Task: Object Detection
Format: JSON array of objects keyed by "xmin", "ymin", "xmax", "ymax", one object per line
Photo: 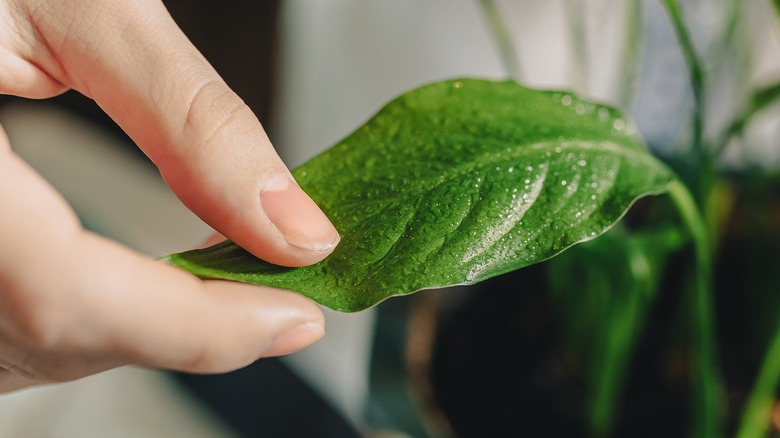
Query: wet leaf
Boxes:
[{"xmin": 164, "ymin": 79, "xmax": 674, "ymax": 312}]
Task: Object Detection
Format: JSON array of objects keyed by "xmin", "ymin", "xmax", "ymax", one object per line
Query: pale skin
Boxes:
[{"xmin": 0, "ymin": 0, "xmax": 341, "ymax": 392}]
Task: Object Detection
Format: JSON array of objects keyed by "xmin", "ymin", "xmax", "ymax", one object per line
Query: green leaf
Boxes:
[
  {"xmin": 774, "ymin": 0, "xmax": 780, "ymax": 21},
  {"xmin": 547, "ymin": 225, "xmax": 681, "ymax": 436},
  {"xmin": 728, "ymin": 81, "xmax": 780, "ymax": 137},
  {"xmin": 164, "ymin": 78, "xmax": 674, "ymax": 312}
]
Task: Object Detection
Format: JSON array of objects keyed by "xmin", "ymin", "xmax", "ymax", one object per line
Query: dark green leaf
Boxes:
[
  {"xmin": 164, "ymin": 79, "xmax": 674, "ymax": 312},
  {"xmin": 728, "ymin": 81, "xmax": 780, "ymax": 137},
  {"xmin": 547, "ymin": 226, "xmax": 681, "ymax": 436}
]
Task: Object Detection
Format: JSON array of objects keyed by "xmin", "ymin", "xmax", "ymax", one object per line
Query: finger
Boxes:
[
  {"xmin": 200, "ymin": 232, "xmax": 227, "ymax": 248},
  {"xmin": 0, "ymin": 368, "xmax": 41, "ymax": 393},
  {"xmin": 14, "ymin": 0, "xmax": 339, "ymax": 267},
  {"xmin": 65, "ymin": 235, "xmax": 327, "ymax": 372},
  {"xmin": 0, "ymin": 336, "xmax": 122, "ymax": 386},
  {"xmin": 0, "ymin": 150, "xmax": 324, "ymax": 377},
  {"xmin": 0, "ymin": 1, "xmax": 68, "ymax": 99}
]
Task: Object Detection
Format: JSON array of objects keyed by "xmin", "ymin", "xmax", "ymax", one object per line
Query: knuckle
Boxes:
[
  {"xmin": 13, "ymin": 308, "xmax": 63, "ymax": 351},
  {"xmin": 183, "ymin": 80, "xmax": 254, "ymax": 150},
  {"xmin": 179, "ymin": 347, "xmax": 211, "ymax": 372},
  {"xmin": 178, "ymin": 342, "xmax": 257, "ymax": 374},
  {"xmin": 0, "ymin": 280, "xmax": 65, "ymax": 350}
]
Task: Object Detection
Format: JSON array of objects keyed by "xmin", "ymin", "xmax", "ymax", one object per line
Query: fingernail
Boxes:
[
  {"xmin": 260, "ymin": 174, "xmax": 340, "ymax": 252},
  {"xmin": 264, "ymin": 321, "xmax": 325, "ymax": 357}
]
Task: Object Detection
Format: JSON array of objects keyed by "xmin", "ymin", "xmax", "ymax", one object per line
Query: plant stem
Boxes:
[
  {"xmin": 590, "ymin": 241, "xmax": 655, "ymax": 437},
  {"xmin": 564, "ymin": 0, "xmax": 589, "ymax": 93},
  {"xmin": 668, "ymin": 179, "xmax": 723, "ymax": 438},
  {"xmin": 660, "ymin": 0, "xmax": 708, "ymax": 180},
  {"xmin": 724, "ymin": 6, "xmax": 780, "ymax": 436},
  {"xmin": 478, "ymin": 0, "xmax": 523, "ymax": 81},
  {"xmin": 708, "ymin": 0, "xmax": 742, "ymax": 65},
  {"xmin": 617, "ymin": 1, "xmax": 643, "ymax": 111},
  {"xmin": 715, "ymin": 82, "xmax": 780, "ymax": 159},
  {"xmin": 736, "ymin": 316, "xmax": 780, "ymax": 437}
]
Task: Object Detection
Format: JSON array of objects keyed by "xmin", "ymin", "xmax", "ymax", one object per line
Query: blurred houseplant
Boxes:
[
  {"xmin": 407, "ymin": 1, "xmax": 780, "ymax": 437},
  {"xmin": 168, "ymin": 1, "xmax": 780, "ymax": 436}
]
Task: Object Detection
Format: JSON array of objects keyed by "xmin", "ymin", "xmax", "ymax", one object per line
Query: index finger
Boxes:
[
  {"xmin": 0, "ymin": 148, "xmax": 324, "ymax": 377},
  {"xmin": 8, "ymin": 0, "xmax": 339, "ymax": 266}
]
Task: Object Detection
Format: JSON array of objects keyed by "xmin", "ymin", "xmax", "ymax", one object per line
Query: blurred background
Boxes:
[{"xmin": 1, "ymin": 0, "xmax": 779, "ymax": 436}]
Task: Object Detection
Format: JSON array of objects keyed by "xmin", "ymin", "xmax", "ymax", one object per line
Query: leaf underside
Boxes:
[{"xmin": 164, "ymin": 79, "xmax": 673, "ymax": 312}]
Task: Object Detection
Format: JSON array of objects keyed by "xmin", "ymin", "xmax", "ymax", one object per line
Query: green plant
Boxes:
[
  {"xmin": 166, "ymin": 1, "xmax": 780, "ymax": 436},
  {"xmin": 165, "ymin": 79, "xmax": 672, "ymax": 312}
]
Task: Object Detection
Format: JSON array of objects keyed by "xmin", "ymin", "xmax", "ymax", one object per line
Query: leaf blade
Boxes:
[{"xmin": 164, "ymin": 79, "xmax": 675, "ymax": 312}]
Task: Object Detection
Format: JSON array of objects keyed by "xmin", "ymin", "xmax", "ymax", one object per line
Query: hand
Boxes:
[{"xmin": 0, "ymin": 0, "xmax": 340, "ymax": 392}]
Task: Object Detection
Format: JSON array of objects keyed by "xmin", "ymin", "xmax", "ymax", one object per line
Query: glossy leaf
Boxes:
[{"xmin": 164, "ymin": 79, "xmax": 674, "ymax": 312}]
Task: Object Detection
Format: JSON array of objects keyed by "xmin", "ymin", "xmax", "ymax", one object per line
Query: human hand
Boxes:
[{"xmin": 0, "ymin": 0, "xmax": 340, "ymax": 392}]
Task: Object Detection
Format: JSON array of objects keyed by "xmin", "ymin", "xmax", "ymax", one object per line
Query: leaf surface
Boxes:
[{"xmin": 164, "ymin": 79, "xmax": 674, "ymax": 312}]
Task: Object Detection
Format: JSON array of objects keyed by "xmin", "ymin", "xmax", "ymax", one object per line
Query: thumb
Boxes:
[{"xmin": 22, "ymin": 0, "xmax": 339, "ymax": 266}]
